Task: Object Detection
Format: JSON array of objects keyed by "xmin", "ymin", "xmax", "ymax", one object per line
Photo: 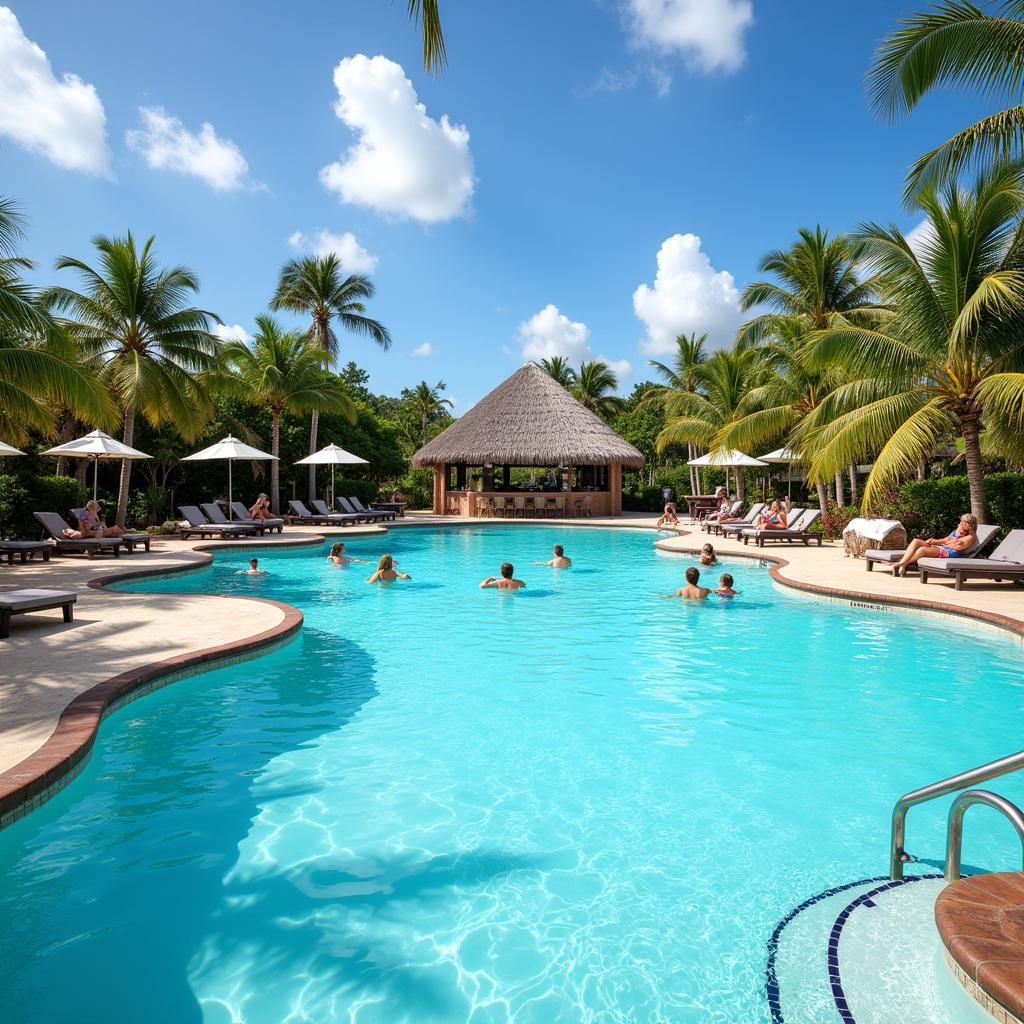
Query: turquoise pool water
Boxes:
[{"xmin": 1, "ymin": 526, "xmax": 1023, "ymax": 1023}]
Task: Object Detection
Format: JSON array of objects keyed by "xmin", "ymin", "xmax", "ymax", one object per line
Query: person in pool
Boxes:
[
  {"xmin": 533, "ymin": 544, "xmax": 571, "ymax": 568},
  {"xmin": 663, "ymin": 565, "xmax": 710, "ymax": 601},
  {"xmin": 239, "ymin": 557, "xmax": 266, "ymax": 576},
  {"xmin": 327, "ymin": 541, "xmax": 368, "ymax": 566},
  {"xmin": 715, "ymin": 572, "xmax": 739, "ymax": 597},
  {"xmin": 480, "ymin": 563, "xmax": 525, "ymax": 590},
  {"xmin": 891, "ymin": 514, "xmax": 977, "ymax": 577},
  {"xmin": 367, "ymin": 553, "xmax": 410, "ymax": 583},
  {"xmin": 700, "ymin": 543, "xmax": 718, "ymax": 566}
]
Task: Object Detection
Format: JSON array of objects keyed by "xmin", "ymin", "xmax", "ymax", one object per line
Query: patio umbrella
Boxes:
[
  {"xmin": 688, "ymin": 449, "xmax": 767, "ymax": 495},
  {"xmin": 295, "ymin": 443, "xmax": 368, "ymax": 507},
  {"xmin": 42, "ymin": 429, "xmax": 151, "ymax": 503},
  {"xmin": 182, "ymin": 435, "xmax": 277, "ymax": 519},
  {"xmin": 759, "ymin": 447, "xmax": 800, "ymax": 499},
  {"xmin": 0, "ymin": 440, "xmax": 25, "ymax": 456}
]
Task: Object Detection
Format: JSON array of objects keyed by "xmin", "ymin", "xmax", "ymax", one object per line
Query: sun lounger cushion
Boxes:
[{"xmin": 0, "ymin": 588, "xmax": 76, "ymax": 637}]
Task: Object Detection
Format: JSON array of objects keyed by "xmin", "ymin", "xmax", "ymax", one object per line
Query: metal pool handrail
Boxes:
[
  {"xmin": 890, "ymin": 749, "xmax": 1024, "ymax": 879},
  {"xmin": 945, "ymin": 790, "xmax": 1024, "ymax": 882}
]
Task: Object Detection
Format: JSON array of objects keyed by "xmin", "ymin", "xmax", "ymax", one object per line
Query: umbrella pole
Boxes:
[
  {"xmin": 228, "ymin": 460, "xmax": 233, "ymax": 519},
  {"xmin": 93, "ymin": 456, "xmax": 99, "ymax": 504},
  {"xmin": 330, "ymin": 465, "xmax": 335, "ymax": 509}
]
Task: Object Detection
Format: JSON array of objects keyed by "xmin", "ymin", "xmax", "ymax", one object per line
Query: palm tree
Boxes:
[
  {"xmin": 223, "ymin": 315, "xmax": 355, "ymax": 513},
  {"xmin": 807, "ymin": 162, "xmax": 1024, "ymax": 521},
  {"xmin": 406, "ymin": 379, "xmax": 453, "ymax": 446},
  {"xmin": 537, "ymin": 355, "xmax": 577, "ymax": 389},
  {"xmin": 270, "ymin": 254, "xmax": 390, "ymax": 501},
  {"xmin": 572, "ymin": 360, "xmax": 625, "ymax": 419},
  {"xmin": 654, "ymin": 348, "xmax": 761, "ymax": 500},
  {"xmin": 0, "ymin": 196, "xmax": 49, "ymax": 336},
  {"xmin": 642, "ymin": 333, "xmax": 708, "ymax": 493},
  {"xmin": 868, "ymin": 1, "xmax": 1024, "ymax": 197},
  {"xmin": 47, "ymin": 232, "xmax": 221, "ymax": 525},
  {"xmin": 405, "ymin": 0, "xmax": 446, "ymax": 73}
]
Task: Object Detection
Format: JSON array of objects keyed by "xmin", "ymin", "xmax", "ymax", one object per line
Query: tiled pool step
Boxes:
[{"xmin": 769, "ymin": 873, "xmax": 997, "ymax": 1022}]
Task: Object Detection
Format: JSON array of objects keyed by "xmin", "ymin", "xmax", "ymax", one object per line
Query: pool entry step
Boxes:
[{"xmin": 768, "ymin": 874, "xmax": 996, "ymax": 1023}]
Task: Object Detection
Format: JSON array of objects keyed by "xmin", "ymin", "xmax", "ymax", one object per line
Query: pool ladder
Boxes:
[{"xmin": 890, "ymin": 749, "xmax": 1024, "ymax": 881}]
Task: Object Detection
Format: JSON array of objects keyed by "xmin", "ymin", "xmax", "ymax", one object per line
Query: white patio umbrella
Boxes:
[
  {"xmin": 759, "ymin": 447, "xmax": 801, "ymax": 498},
  {"xmin": 42, "ymin": 429, "xmax": 151, "ymax": 503},
  {"xmin": 688, "ymin": 449, "xmax": 767, "ymax": 496},
  {"xmin": 295, "ymin": 443, "xmax": 368, "ymax": 507},
  {"xmin": 0, "ymin": 440, "xmax": 25, "ymax": 456},
  {"xmin": 182, "ymin": 435, "xmax": 277, "ymax": 519}
]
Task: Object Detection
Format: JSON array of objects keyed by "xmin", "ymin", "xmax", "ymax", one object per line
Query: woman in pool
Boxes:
[
  {"xmin": 249, "ymin": 494, "xmax": 273, "ymax": 521},
  {"xmin": 891, "ymin": 514, "xmax": 977, "ymax": 576},
  {"xmin": 366, "ymin": 554, "xmax": 411, "ymax": 583},
  {"xmin": 754, "ymin": 500, "xmax": 787, "ymax": 531},
  {"xmin": 700, "ymin": 543, "xmax": 718, "ymax": 566},
  {"xmin": 327, "ymin": 542, "xmax": 368, "ymax": 566}
]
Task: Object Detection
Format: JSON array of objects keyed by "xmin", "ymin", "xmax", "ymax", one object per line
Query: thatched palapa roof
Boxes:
[{"xmin": 412, "ymin": 362, "xmax": 645, "ymax": 469}]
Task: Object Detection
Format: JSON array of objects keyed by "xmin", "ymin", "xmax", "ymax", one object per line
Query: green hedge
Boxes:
[
  {"xmin": 0, "ymin": 474, "xmax": 85, "ymax": 539},
  {"xmin": 890, "ymin": 473, "xmax": 1024, "ymax": 537}
]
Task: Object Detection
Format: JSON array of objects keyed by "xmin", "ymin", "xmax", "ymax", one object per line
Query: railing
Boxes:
[
  {"xmin": 944, "ymin": 790, "xmax": 1024, "ymax": 881},
  {"xmin": 890, "ymin": 749, "xmax": 1024, "ymax": 879}
]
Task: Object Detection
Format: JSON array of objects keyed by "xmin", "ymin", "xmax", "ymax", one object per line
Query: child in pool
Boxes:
[
  {"xmin": 663, "ymin": 566, "xmax": 710, "ymax": 600},
  {"xmin": 533, "ymin": 544, "xmax": 571, "ymax": 568},
  {"xmin": 700, "ymin": 543, "xmax": 718, "ymax": 566},
  {"xmin": 715, "ymin": 572, "xmax": 739, "ymax": 597},
  {"xmin": 480, "ymin": 563, "xmax": 526, "ymax": 590}
]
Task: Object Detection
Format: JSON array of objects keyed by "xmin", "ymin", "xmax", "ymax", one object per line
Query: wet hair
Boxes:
[
  {"xmin": 720, "ymin": 573, "xmax": 733, "ymax": 588},
  {"xmin": 330, "ymin": 542, "xmax": 344, "ymax": 557},
  {"xmin": 500, "ymin": 562, "xmax": 514, "ymax": 578},
  {"xmin": 961, "ymin": 513, "xmax": 978, "ymax": 532},
  {"xmin": 553, "ymin": 544, "xmax": 564, "ymax": 556},
  {"xmin": 249, "ymin": 558, "xmax": 259, "ymax": 567},
  {"xmin": 377, "ymin": 554, "xmax": 394, "ymax": 571},
  {"xmin": 701, "ymin": 543, "xmax": 714, "ymax": 554},
  {"xmin": 685, "ymin": 566, "xmax": 699, "ymax": 585}
]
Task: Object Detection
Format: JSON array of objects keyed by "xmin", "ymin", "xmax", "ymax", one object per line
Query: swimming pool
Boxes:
[{"xmin": 1, "ymin": 525, "xmax": 1022, "ymax": 1023}]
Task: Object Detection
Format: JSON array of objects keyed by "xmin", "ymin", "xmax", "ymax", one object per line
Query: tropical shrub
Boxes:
[
  {"xmin": 0, "ymin": 473, "xmax": 83, "ymax": 538},
  {"xmin": 894, "ymin": 474, "xmax": 1024, "ymax": 537}
]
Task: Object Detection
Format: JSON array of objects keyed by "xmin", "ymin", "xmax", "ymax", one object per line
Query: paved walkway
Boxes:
[{"xmin": 1, "ymin": 512, "xmax": 1022, "ymax": 812}]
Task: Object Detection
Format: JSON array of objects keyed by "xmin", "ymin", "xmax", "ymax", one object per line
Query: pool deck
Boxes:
[{"xmin": 1, "ymin": 511, "xmax": 1023, "ymax": 828}]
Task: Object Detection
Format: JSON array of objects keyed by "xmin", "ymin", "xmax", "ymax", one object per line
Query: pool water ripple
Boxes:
[{"xmin": 0, "ymin": 526, "xmax": 1022, "ymax": 1023}]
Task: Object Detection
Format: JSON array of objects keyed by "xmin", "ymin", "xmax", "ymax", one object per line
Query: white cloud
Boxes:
[
  {"xmin": 585, "ymin": 64, "xmax": 673, "ymax": 97},
  {"xmin": 411, "ymin": 342, "xmax": 435, "ymax": 358},
  {"xmin": 517, "ymin": 304, "xmax": 592, "ymax": 363},
  {"xmin": 633, "ymin": 233, "xmax": 742, "ymax": 354},
  {"xmin": 905, "ymin": 218, "xmax": 936, "ymax": 260},
  {"xmin": 320, "ymin": 54, "xmax": 474, "ymax": 222},
  {"xmin": 213, "ymin": 323, "xmax": 252, "ymax": 343},
  {"xmin": 126, "ymin": 106, "xmax": 253, "ymax": 191},
  {"xmin": 624, "ymin": 0, "xmax": 754, "ymax": 73},
  {"xmin": 0, "ymin": 7, "xmax": 110, "ymax": 176},
  {"xmin": 287, "ymin": 229, "xmax": 379, "ymax": 273},
  {"xmin": 599, "ymin": 356, "xmax": 634, "ymax": 379}
]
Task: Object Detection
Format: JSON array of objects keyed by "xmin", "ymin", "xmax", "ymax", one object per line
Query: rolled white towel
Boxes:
[{"xmin": 843, "ymin": 517, "xmax": 903, "ymax": 541}]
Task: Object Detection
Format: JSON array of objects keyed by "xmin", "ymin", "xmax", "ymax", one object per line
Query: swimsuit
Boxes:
[{"xmin": 938, "ymin": 528, "xmax": 963, "ymax": 558}]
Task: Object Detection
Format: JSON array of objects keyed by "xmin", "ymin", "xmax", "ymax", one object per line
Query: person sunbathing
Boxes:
[
  {"xmin": 367, "ymin": 553, "xmax": 410, "ymax": 583},
  {"xmin": 656, "ymin": 502, "xmax": 679, "ymax": 528},
  {"xmin": 891, "ymin": 515, "xmax": 977, "ymax": 577},
  {"xmin": 249, "ymin": 494, "xmax": 274, "ymax": 521},
  {"xmin": 700, "ymin": 543, "xmax": 718, "ymax": 566},
  {"xmin": 703, "ymin": 488, "xmax": 732, "ymax": 526},
  {"xmin": 663, "ymin": 565, "xmax": 710, "ymax": 601},
  {"xmin": 480, "ymin": 562, "xmax": 525, "ymax": 590},
  {"xmin": 533, "ymin": 544, "xmax": 571, "ymax": 568},
  {"xmin": 754, "ymin": 500, "xmax": 787, "ymax": 530},
  {"xmin": 72, "ymin": 500, "xmax": 126, "ymax": 538},
  {"xmin": 327, "ymin": 541, "xmax": 368, "ymax": 566}
]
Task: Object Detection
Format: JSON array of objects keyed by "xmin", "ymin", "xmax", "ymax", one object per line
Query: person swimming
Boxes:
[
  {"xmin": 239, "ymin": 557, "xmax": 266, "ymax": 576},
  {"xmin": 480, "ymin": 562, "xmax": 525, "ymax": 590},
  {"xmin": 715, "ymin": 572, "xmax": 739, "ymax": 597},
  {"xmin": 366, "ymin": 553, "xmax": 411, "ymax": 583},
  {"xmin": 700, "ymin": 543, "xmax": 718, "ymax": 566},
  {"xmin": 533, "ymin": 544, "xmax": 571, "ymax": 568},
  {"xmin": 663, "ymin": 565, "xmax": 710, "ymax": 601},
  {"xmin": 327, "ymin": 541, "xmax": 368, "ymax": 566}
]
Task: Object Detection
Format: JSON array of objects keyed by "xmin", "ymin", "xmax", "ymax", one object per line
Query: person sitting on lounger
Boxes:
[
  {"xmin": 700, "ymin": 543, "xmax": 718, "ymax": 566},
  {"xmin": 663, "ymin": 565, "xmax": 711, "ymax": 601},
  {"xmin": 533, "ymin": 544, "xmax": 571, "ymax": 568},
  {"xmin": 715, "ymin": 572, "xmax": 739, "ymax": 597},
  {"xmin": 249, "ymin": 494, "xmax": 274, "ymax": 521},
  {"xmin": 481, "ymin": 562, "xmax": 525, "ymax": 590},
  {"xmin": 367, "ymin": 553, "xmax": 410, "ymax": 583},
  {"xmin": 704, "ymin": 488, "xmax": 732, "ymax": 526},
  {"xmin": 754, "ymin": 500, "xmax": 787, "ymax": 531},
  {"xmin": 239, "ymin": 557, "xmax": 266, "ymax": 576},
  {"xmin": 72, "ymin": 500, "xmax": 126, "ymax": 538},
  {"xmin": 327, "ymin": 541, "xmax": 368, "ymax": 566},
  {"xmin": 891, "ymin": 515, "xmax": 977, "ymax": 577},
  {"xmin": 656, "ymin": 502, "xmax": 679, "ymax": 529}
]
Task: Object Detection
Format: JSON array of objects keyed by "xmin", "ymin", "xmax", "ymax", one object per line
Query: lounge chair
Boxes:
[
  {"xmin": 288, "ymin": 500, "xmax": 335, "ymax": 525},
  {"xmin": 715, "ymin": 503, "xmax": 766, "ymax": 538},
  {"xmin": 34, "ymin": 512, "xmax": 123, "ymax": 558},
  {"xmin": 178, "ymin": 506, "xmax": 257, "ymax": 540},
  {"xmin": 310, "ymin": 499, "xmax": 362, "ymax": 525},
  {"xmin": 0, "ymin": 588, "xmax": 76, "ymax": 638},
  {"xmin": 229, "ymin": 502, "xmax": 285, "ymax": 532},
  {"xmin": 348, "ymin": 496, "xmax": 396, "ymax": 522},
  {"xmin": 741, "ymin": 508, "xmax": 822, "ymax": 547},
  {"xmin": 70, "ymin": 508, "xmax": 152, "ymax": 552},
  {"xmin": 0, "ymin": 540, "xmax": 53, "ymax": 565},
  {"xmin": 919, "ymin": 529, "xmax": 1024, "ymax": 590},
  {"xmin": 865, "ymin": 523, "xmax": 999, "ymax": 573},
  {"xmin": 335, "ymin": 496, "xmax": 387, "ymax": 523}
]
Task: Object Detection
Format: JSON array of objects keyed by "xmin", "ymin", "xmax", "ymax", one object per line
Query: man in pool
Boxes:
[
  {"xmin": 480, "ymin": 563, "xmax": 525, "ymax": 590},
  {"xmin": 239, "ymin": 557, "xmax": 266, "ymax": 576},
  {"xmin": 533, "ymin": 544, "xmax": 571, "ymax": 568},
  {"xmin": 663, "ymin": 565, "xmax": 710, "ymax": 600}
]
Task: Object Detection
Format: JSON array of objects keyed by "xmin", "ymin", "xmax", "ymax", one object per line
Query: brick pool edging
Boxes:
[{"xmin": 0, "ymin": 533, "xmax": 325, "ymax": 831}]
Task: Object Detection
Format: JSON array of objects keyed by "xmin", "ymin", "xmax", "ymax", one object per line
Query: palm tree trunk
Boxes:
[
  {"xmin": 961, "ymin": 413, "xmax": 988, "ymax": 521},
  {"xmin": 688, "ymin": 443, "xmax": 697, "ymax": 493},
  {"xmin": 307, "ymin": 410, "xmax": 319, "ymax": 503},
  {"xmin": 736, "ymin": 470, "xmax": 745, "ymax": 503},
  {"xmin": 848, "ymin": 464, "xmax": 858, "ymax": 506},
  {"xmin": 815, "ymin": 477, "xmax": 828, "ymax": 516},
  {"xmin": 916, "ymin": 458, "xmax": 926, "ymax": 480},
  {"xmin": 271, "ymin": 412, "xmax": 281, "ymax": 515},
  {"xmin": 55, "ymin": 410, "xmax": 75, "ymax": 476},
  {"xmin": 834, "ymin": 469, "xmax": 845, "ymax": 507},
  {"xmin": 115, "ymin": 403, "xmax": 136, "ymax": 527}
]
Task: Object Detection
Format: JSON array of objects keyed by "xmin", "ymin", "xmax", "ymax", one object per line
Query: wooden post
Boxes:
[
  {"xmin": 610, "ymin": 463, "xmax": 623, "ymax": 516},
  {"xmin": 433, "ymin": 465, "xmax": 446, "ymax": 515}
]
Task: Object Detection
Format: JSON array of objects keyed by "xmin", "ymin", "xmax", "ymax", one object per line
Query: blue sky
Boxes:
[{"xmin": 1, "ymin": 0, "xmax": 991, "ymax": 412}]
